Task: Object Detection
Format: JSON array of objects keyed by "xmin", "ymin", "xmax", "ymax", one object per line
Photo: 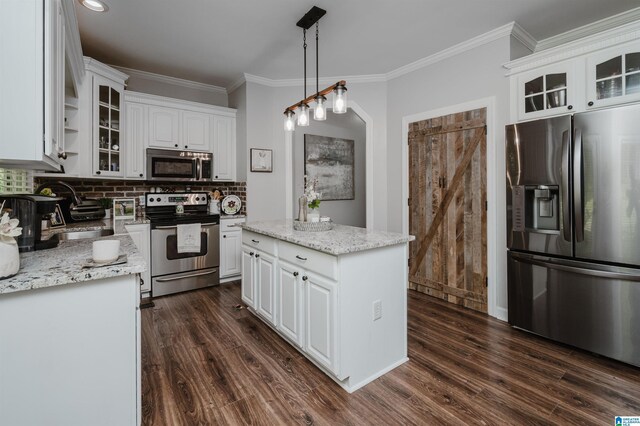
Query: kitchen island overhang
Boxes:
[{"xmin": 239, "ymin": 220, "xmax": 415, "ymax": 393}]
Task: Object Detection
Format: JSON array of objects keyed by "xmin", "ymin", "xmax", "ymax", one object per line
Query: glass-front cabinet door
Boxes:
[
  {"xmin": 586, "ymin": 41, "xmax": 640, "ymax": 109},
  {"xmin": 516, "ymin": 60, "xmax": 577, "ymax": 121},
  {"xmin": 93, "ymin": 75, "xmax": 124, "ymax": 177}
]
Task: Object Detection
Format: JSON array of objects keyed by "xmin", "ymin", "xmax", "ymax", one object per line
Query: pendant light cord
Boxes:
[
  {"xmin": 303, "ymin": 29, "xmax": 307, "ymax": 100},
  {"xmin": 316, "ymin": 23, "xmax": 319, "ymax": 96}
]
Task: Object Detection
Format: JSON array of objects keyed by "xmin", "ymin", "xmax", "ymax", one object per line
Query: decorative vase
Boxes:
[
  {"xmin": 0, "ymin": 239, "xmax": 20, "ymax": 279},
  {"xmin": 307, "ymin": 207, "xmax": 320, "ymax": 223},
  {"xmin": 298, "ymin": 196, "xmax": 308, "ymax": 222}
]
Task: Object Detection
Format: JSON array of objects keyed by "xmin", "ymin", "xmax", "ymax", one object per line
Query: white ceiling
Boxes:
[{"xmin": 76, "ymin": 0, "xmax": 640, "ymax": 89}]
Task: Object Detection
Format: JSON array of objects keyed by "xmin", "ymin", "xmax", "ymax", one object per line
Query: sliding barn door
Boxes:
[{"xmin": 408, "ymin": 108, "xmax": 487, "ymax": 312}]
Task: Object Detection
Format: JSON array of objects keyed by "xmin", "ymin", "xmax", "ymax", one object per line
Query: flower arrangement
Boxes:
[
  {"xmin": 304, "ymin": 175, "xmax": 321, "ymax": 210},
  {"xmin": 0, "ymin": 212, "xmax": 22, "ymax": 243}
]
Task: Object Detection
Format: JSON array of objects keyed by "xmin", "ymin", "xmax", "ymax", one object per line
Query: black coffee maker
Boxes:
[{"xmin": 0, "ymin": 194, "xmax": 62, "ymax": 252}]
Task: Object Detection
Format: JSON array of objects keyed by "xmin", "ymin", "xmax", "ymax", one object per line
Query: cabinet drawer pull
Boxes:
[
  {"xmin": 249, "ymin": 251, "xmax": 254, "ymax": 256},
  {"xmin": 302, "ymin": 276, "xmax": 308, "ymax": 281},
  {"xmin": 293, "ymin": 272, "xmax": 299, "ymax": 277},
  {"xmin": 251, "ymin": 239, "xmax": 260, "ymax": 243},
  {"xmin": 295, "ymin": 255, "xmax": 307, "ymax": 261},
  {"xmin": 255, "ymin": 253, "xmax": 260, "ymax": 258},
  {"xmin": 223, "ymin": 235, "xmax": 227, "ymax": 238}
]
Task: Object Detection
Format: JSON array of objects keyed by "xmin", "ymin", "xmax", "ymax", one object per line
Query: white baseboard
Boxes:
[{"xmin": 494, "ymin": 307, "xmax": 508, "ymax": 322}]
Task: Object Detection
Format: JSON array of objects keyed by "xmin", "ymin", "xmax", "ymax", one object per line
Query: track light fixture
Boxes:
[{"xmin": 283, "ymin": 6, "xmax": 348, "ymax": 132}]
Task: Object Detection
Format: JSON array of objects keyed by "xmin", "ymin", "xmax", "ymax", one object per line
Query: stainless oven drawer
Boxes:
[
  {"xmin": 152, "ymin": 267, "xmax": 219, "ymax": 297},
  {"xmin": 151, "ymin": 224, "xmax": 220, "ymax": 277}
]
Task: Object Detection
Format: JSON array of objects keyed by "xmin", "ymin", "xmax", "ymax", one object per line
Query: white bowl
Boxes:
[{"xmin": 92, "ymin": 239, "xmax": 120, "ymax": 264}]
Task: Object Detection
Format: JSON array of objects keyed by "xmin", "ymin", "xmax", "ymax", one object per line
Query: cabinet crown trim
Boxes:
[
  {"xmin": 124, "ymin": 91, "xmax": 237, "ymax": 117},
  {"xmin": 84, "ymin": 57, "xmax": 129, "ymax": 84},
  {"xmin": 504, "ymin": 17, "xmax": 640, "ymax": 75}
]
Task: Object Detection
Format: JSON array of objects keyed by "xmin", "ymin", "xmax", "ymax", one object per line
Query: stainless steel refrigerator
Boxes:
[{"xmin": 506, "ymin": 103, "xmax": 640, "ymax": 367}]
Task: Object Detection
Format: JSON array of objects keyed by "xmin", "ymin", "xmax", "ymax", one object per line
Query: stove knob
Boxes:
[
  {"xmin": 148, "ymin": 198, "xmax": 153, "ymax": 203},
  {"xmin": 195, "ymin": 197, "xmax": 200, "ymax": 201},
  {"xmin": 156, "ymin": 197, "xmax": 161, "ymax": 202}
]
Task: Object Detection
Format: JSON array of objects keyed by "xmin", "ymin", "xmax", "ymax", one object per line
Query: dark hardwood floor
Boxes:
[{"xmin": 141, "ymin": 282, "xmax": 640, "ymax": 425}]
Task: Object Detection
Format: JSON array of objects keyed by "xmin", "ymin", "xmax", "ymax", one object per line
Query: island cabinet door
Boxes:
[
  {"xmin": 256, "ymin": 252, "xmax": 277, "ymax": 326},
  {"xmin": 276, "ymin": 260, "xmax": 304, "ymax": 348},
  {"xmin": 241, "ymin": 245, "xmax": 257, "ymax": 309},
  {"xmin": 304, "ymin": 272, "xmax": 339, "ymax": 375}
]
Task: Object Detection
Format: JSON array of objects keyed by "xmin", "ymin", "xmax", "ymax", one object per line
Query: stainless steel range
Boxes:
[{"xmin": 146, "ymin": 192, "xmax": 220, "ymax": 297}]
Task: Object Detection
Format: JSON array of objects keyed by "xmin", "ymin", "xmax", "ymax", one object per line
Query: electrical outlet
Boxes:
[
  {"xmin": 373, "ymin": 300, "xmax": 382, "ymax": 321},
  {"xmin": 139, "ymin": 195, "xmax": 145, "ymax": 206}
]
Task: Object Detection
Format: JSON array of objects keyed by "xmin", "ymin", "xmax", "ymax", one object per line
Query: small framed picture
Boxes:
[
  {"xmin": 113, "ymin": 198, "xmax": 136, "ymax": 220},
  {"xmin": 250, "ymin": 148, "xmax": 273, "ymax": 172},
  {"xmin": 49, "ymin": 204, "xmax": 66, "ymax": 228}
]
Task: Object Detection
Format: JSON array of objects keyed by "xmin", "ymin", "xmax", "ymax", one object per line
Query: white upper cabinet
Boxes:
[
  {"xmin": 506, "ymin": 27, "xmax": 640, "ymax": 122},
  {"xmin": 213, "ymin": 115, "xmax": 236, "ymax": 180},
  {"xmin": 514, "ymin": 60, "xmax": 580, "ymax": 121},
  {"xmin": 182, "ymin": 111, "xmax": 211, "ymax": 151},
  {"xmin": 586, "ymin": 40, "xmax": 640, "ymax": 110},
  {"xmin": 149, "ymin": 106, "xmax": 181, "ymax": 149},
  {"xmin": 85, "ymin": 60, "xmax": 128, "ymax": 178},
  {"xmin": 124, "ymin": 102, "xmax": 147, "ymax": 179},
  {"xmin": 0, "ymin": 0, "xmax": 68, "ymax": 170}
]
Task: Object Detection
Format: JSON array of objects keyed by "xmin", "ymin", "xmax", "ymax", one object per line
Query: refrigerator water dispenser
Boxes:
[{"xmin": 526, "ymin": 185, "xmax": 559, "ymax": 232}]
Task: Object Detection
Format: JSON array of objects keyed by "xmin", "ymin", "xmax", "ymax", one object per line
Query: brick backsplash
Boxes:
[{"xmin": 34, "ymin": 178, "xmax": 247, "ymax": 215}]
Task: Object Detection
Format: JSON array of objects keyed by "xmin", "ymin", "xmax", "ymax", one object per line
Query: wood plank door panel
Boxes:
[{"xmin": 408, "ymin": 108, "xmax": 487, "ymax": 313}]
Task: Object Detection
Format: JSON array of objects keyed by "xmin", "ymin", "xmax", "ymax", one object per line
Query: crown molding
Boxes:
[
  {"xmin": 123, "ymin": 90, "xmax": 236, "ymax": 116},
  {"xmin": 84, "ymin": 57, "xmax": 129, "ymax": 84},
  {"xmin": 535, "ymin": 6, "xmax": 640, "ymax": 52},
  {"xmin": 386, "ymin": 22, "xmax": 520, "ymax": 80},
  {"xmin": 227, "ymin": 76, "xmax": 247, "ymax": 94},
  {"xmin": 504, "ymin": 13, "xmax": 640, "ymax": 74},
  {"xmin": 110, "ymin": 65, "xmax": 227, "ymax": 95},
  {"xmin": 511, "ymin": 22, "xmax": 537, "ymax": 53}
]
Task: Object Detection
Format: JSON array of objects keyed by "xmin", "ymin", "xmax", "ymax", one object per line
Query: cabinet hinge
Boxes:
[
  {"xmin": 485, "ymin": 277, "xmax": 488, "ymax": 287},
  {"xmin": 485, "ymin": 200, "xmax": 488, "ymax": 211}
]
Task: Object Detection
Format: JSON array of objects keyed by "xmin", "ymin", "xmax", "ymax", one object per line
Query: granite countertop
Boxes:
[
  {"xmin": 0, "ymin": 234, "xmax": 146, "ymax": 295},
  {"xmin": 221, "ymin": 214, "xmax": 246, "ymax": 220},
  {"xmin": 239, "ymin": 220, "xmax": 415, "ymax": 256}
]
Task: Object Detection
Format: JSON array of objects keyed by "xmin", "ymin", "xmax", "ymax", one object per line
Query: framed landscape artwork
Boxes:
[{"xmin": 304, "ymin": 134, "xmax": 355, "ymax": 200}]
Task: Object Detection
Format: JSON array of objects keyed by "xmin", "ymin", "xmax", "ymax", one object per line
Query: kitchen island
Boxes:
[
  {"xmin": 240, "ymin": 220, "xmax": 414, "ymax": 392},
  {"xmin": 0, "ymin": 234, "xmax": 145, "ymax": 426}
]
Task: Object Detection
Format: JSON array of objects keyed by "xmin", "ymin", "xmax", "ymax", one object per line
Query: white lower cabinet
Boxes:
[
  {"xmin": 256, "ymin": 252, "xmax": 277, "ymax": 326},
  {"xmin": 220, "ymin": 218, "xmax": 245, "ymax": 281},
  {"xmin": 241, "ymin": 229, "xmax": 409, "ymax": 393},
  {"xmin": 304, "ymin": 272, "xmax": 338, "ymax": 373},
  {"xmin": 276, "ymin": 260, "xmax": 304, "ymax": 347},
  {"xmin": 125, "ymin": 223, "xmax": 151, "ymax": 296}
]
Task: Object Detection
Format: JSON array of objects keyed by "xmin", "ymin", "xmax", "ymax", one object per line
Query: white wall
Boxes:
[
  {"xmin": 228, "ymin": 82, "xmax": 247, "ymax": 182},
  {"xmin": 385, "ymin": 36, "xmax": 513, "ymax": 319},
  {"xmin": 244, "ymin": 80, "xmax": 388, "ymax": 230},
  {"xmin": 123, "ymin": 73, "xmax": 228, "ymax": 107},
  {"xmin": 292, "ymin": 110, "xmax": 366, "ymax": 227}
]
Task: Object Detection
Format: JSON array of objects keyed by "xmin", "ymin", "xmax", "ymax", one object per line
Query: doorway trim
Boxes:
[
  {"xmin": 401, "ymin": 96, "xmax": 501, "ymax": 320},
  {"xmin": 285, "ymin": 100, "xmax": 375, "ymax": 229}
]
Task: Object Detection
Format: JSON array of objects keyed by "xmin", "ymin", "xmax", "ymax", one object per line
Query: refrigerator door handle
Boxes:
[
  {"xmin": 511, "ymin": 252, "xmax": 640, "ymax": 281},
  {"xmin": 561, "ymin": 129, "xmax": 571, "ymax": 242},
  {"xmin": 573, "ymin": 128, "xmax": 584, "ymax": 242}
]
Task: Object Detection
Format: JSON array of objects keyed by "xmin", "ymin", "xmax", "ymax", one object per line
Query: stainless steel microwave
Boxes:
[{"xmin": 146, "ymin": 148, "xmax": 213, "ymax": 182}]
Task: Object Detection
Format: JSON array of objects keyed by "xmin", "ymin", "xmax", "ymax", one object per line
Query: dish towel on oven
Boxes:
[{"xmin": 177, "ymin": 223, "xmax": 202, "ymax": 253}]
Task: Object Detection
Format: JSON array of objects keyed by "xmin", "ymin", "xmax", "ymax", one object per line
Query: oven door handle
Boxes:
[
  {"xmin": 154, "ymin": 223, "xmax": 219, "ymax": 230},
  {"xmin": 155, "ymin": 269, "xmax": 218, "ymax": 282},
  {"xmin": 196, "ymin": 158, "xmax": 202, "ymax": 181}
]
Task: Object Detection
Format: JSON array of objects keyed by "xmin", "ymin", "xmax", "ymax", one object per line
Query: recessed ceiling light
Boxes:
[{"xmin": 79, "ymin": 0, "xmax": 109, "ymax": 12}]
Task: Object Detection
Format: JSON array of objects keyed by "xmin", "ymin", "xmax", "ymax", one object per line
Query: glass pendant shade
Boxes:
[
  {"xmin": 333, "ymin": 85, "xmax": 348, "ymax": 114},
  {"xmin": 284, "ymin": 110, "xmax": 296, "ymax": 132},
  {"xmin": 313, "ymin": 95, "xmax": 327, "ymax": 121},
  {"xmin": 297, "ymin": 104, "xmax": 310, "ymax": 127}
]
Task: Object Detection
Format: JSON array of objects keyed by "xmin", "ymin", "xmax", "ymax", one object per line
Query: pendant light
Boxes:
[
  {"xmin": 313, "ymin": 23, "xmax": 327, "ymax": 121},
  {"xmin": 283, "ymin": 6, "xmax": 347, "ymax": 132}
]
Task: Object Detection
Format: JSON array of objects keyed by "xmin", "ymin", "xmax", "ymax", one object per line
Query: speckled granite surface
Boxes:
[
  {"xmin": 239, "ymin": 220, "xmax": 415, "ymax": 255},
  {"xmin": 0, "ymin": 234, "xmax": 146, "ymax": 295}
]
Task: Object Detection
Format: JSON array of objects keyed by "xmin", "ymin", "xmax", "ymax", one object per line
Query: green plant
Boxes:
[{"xmin": 97, "ymin": 197, "xmax": 112, "ymax": 209}]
